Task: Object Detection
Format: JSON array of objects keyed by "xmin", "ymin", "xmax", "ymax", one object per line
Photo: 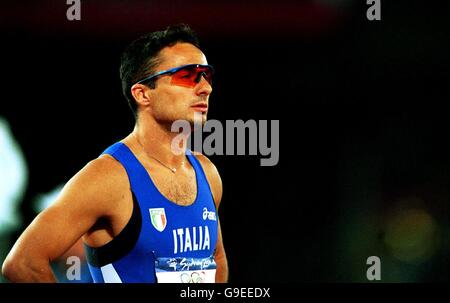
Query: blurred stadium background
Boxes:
[{"xmin": 1, "ymin": 0, "xmax": 449, "ymax": 282}]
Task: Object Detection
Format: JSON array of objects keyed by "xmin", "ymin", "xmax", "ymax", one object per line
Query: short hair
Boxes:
[{"xmin": 119, "ymin": 24, "xmax": 201, "ymax": 117}]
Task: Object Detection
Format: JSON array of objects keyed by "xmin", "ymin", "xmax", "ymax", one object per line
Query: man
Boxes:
[{"xmin": 2, "ymin": 24, "xmax": 228, "ymax": 283}]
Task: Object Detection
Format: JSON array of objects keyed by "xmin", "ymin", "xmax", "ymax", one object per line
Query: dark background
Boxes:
[{"xmin": 1, "ymin": 0, "xmax": 450, "ymax": 282}]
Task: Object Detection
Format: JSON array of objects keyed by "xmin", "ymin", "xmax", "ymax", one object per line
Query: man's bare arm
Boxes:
[
  {"xmin": 194, "ymin": 153, "xmax": 229, "ymax": 282},
  {"xmin": 1, "ymin": 156, "xmax": 127, "ymax": 282},
  {"xmin": 215, "ymin": 220, "xmax": 228, "ymax": 283}
]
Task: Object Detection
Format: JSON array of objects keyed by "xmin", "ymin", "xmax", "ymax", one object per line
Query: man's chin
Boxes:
[
  {"xmin": 189, "ymin": 113, "xmax": 207, "ymax": 129},
  {"xmin": 190, "ymin": 119, "xmax": 206, "ymax": 131}
]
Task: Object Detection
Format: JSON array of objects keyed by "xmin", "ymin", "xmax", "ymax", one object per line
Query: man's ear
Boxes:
[{"xmin": 131, "ymin": 83, "xmax": 152, "ymax": 107}]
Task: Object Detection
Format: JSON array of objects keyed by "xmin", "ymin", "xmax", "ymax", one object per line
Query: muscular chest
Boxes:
[{"xmin": 146, "ymin": 167, "xmax": 197, "ymax": 206}]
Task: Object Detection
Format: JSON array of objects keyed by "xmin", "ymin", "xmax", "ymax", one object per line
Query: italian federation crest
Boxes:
[{"xmin": 149, "ymin": 208, "xmax": 167, "ymax": 232}]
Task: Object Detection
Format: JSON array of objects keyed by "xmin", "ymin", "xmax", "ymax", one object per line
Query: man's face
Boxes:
[{"xmin": 146, "ymin": 42, "xmax": 212, "ymax": 127}]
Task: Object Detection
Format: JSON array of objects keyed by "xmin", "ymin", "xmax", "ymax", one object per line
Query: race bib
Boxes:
[{"xmin": 155, "ymin": 255, "xmax": 217, "ymax": 283}]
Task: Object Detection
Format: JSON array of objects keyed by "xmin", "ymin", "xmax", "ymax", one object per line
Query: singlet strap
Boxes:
[
  {"xmin": 101, "ymin": 142, "xmax": 151, "ymax": 193},
  {"xmin": 84, "ymin": 193, "xmax": 142, "ymax": 267}
]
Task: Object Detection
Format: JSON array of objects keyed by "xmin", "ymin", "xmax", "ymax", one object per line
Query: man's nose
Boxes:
[{"xmin": 195, "ymin": 73, "xmax": 212, "ymax": 95}]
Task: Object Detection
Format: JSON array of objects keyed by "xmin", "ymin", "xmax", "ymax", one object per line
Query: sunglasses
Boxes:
[{"xmin": 136, "ymin": 64, "xmax": 214, "ymax": 88}]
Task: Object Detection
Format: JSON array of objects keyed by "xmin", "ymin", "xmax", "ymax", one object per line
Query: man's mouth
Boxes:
[{"xmin": 191, "ymin": 102, "xmax": 208, "ymax": 113}]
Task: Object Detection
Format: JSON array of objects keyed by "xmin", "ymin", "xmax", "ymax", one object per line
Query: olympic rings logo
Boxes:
[{"xmin": 180, "ymin": 271, "xmax": 207, "ymax": 283}]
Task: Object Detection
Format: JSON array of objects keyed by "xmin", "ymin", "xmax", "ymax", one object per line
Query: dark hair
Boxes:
[{"xmin": 119, "ymin": 24, "xmax": 201, "ymax": 117}]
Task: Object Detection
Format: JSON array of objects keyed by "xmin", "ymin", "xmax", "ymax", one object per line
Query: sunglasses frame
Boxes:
[{"xmin": 135, "ymin": 64, "xmax": 214, "ymax": 87}]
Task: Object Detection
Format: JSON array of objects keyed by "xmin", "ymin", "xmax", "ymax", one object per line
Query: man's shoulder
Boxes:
[
  {"xmin": 49, "ymin": 153, "xmax": 130, "ymax": 219},
  {"xmin": 79, "ymin": 154, "xmax": 126, "ymax": 180},
  {"xmin": 88, "ymin": 154, "xmax": 124, "ymax": 173},
  {"xmin": 191, "ymin": 151, "xmax": 218, "ymax": 175},
  {"xmin": 66, "ymin": 154, "xmax": 129, "ymax": 197}
]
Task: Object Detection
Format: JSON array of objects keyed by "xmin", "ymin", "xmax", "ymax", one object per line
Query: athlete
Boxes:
[{"xmin": 2, "ymin": 24, "xmax": 228, "ymax": 283}]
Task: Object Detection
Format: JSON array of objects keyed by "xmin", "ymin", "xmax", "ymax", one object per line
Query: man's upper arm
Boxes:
[
  {"xmin": 6, "ymin": 156, "xmax": 127, "ymax": 263},
  {"xmin": 193, "ymin": 153, "xmax": 228, "ymax": 282}
]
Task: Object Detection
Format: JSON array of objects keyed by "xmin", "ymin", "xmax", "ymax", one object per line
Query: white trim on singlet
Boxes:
[{"xmin": 100, "ymin": 264, "xmax": 123, "ymax": 283}]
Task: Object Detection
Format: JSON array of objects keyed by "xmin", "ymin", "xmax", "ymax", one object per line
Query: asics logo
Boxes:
[{"xmin": 202, "ymin": 207, "xmax": 216, "ymax": 221}]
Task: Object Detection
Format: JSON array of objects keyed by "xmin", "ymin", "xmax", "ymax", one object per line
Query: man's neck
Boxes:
[{"xmin": 132, "ymin": 115, "xmax": 189, "ymax": 167}]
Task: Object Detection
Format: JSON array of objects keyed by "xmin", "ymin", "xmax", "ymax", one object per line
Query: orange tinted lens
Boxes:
[
  {"xmin": 201, "ymin": 68, "xmax": 213, "ymax": 84},
  {"xmin": 171, "ymin": 66, "xmax": 212, "ymax": 87}
]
